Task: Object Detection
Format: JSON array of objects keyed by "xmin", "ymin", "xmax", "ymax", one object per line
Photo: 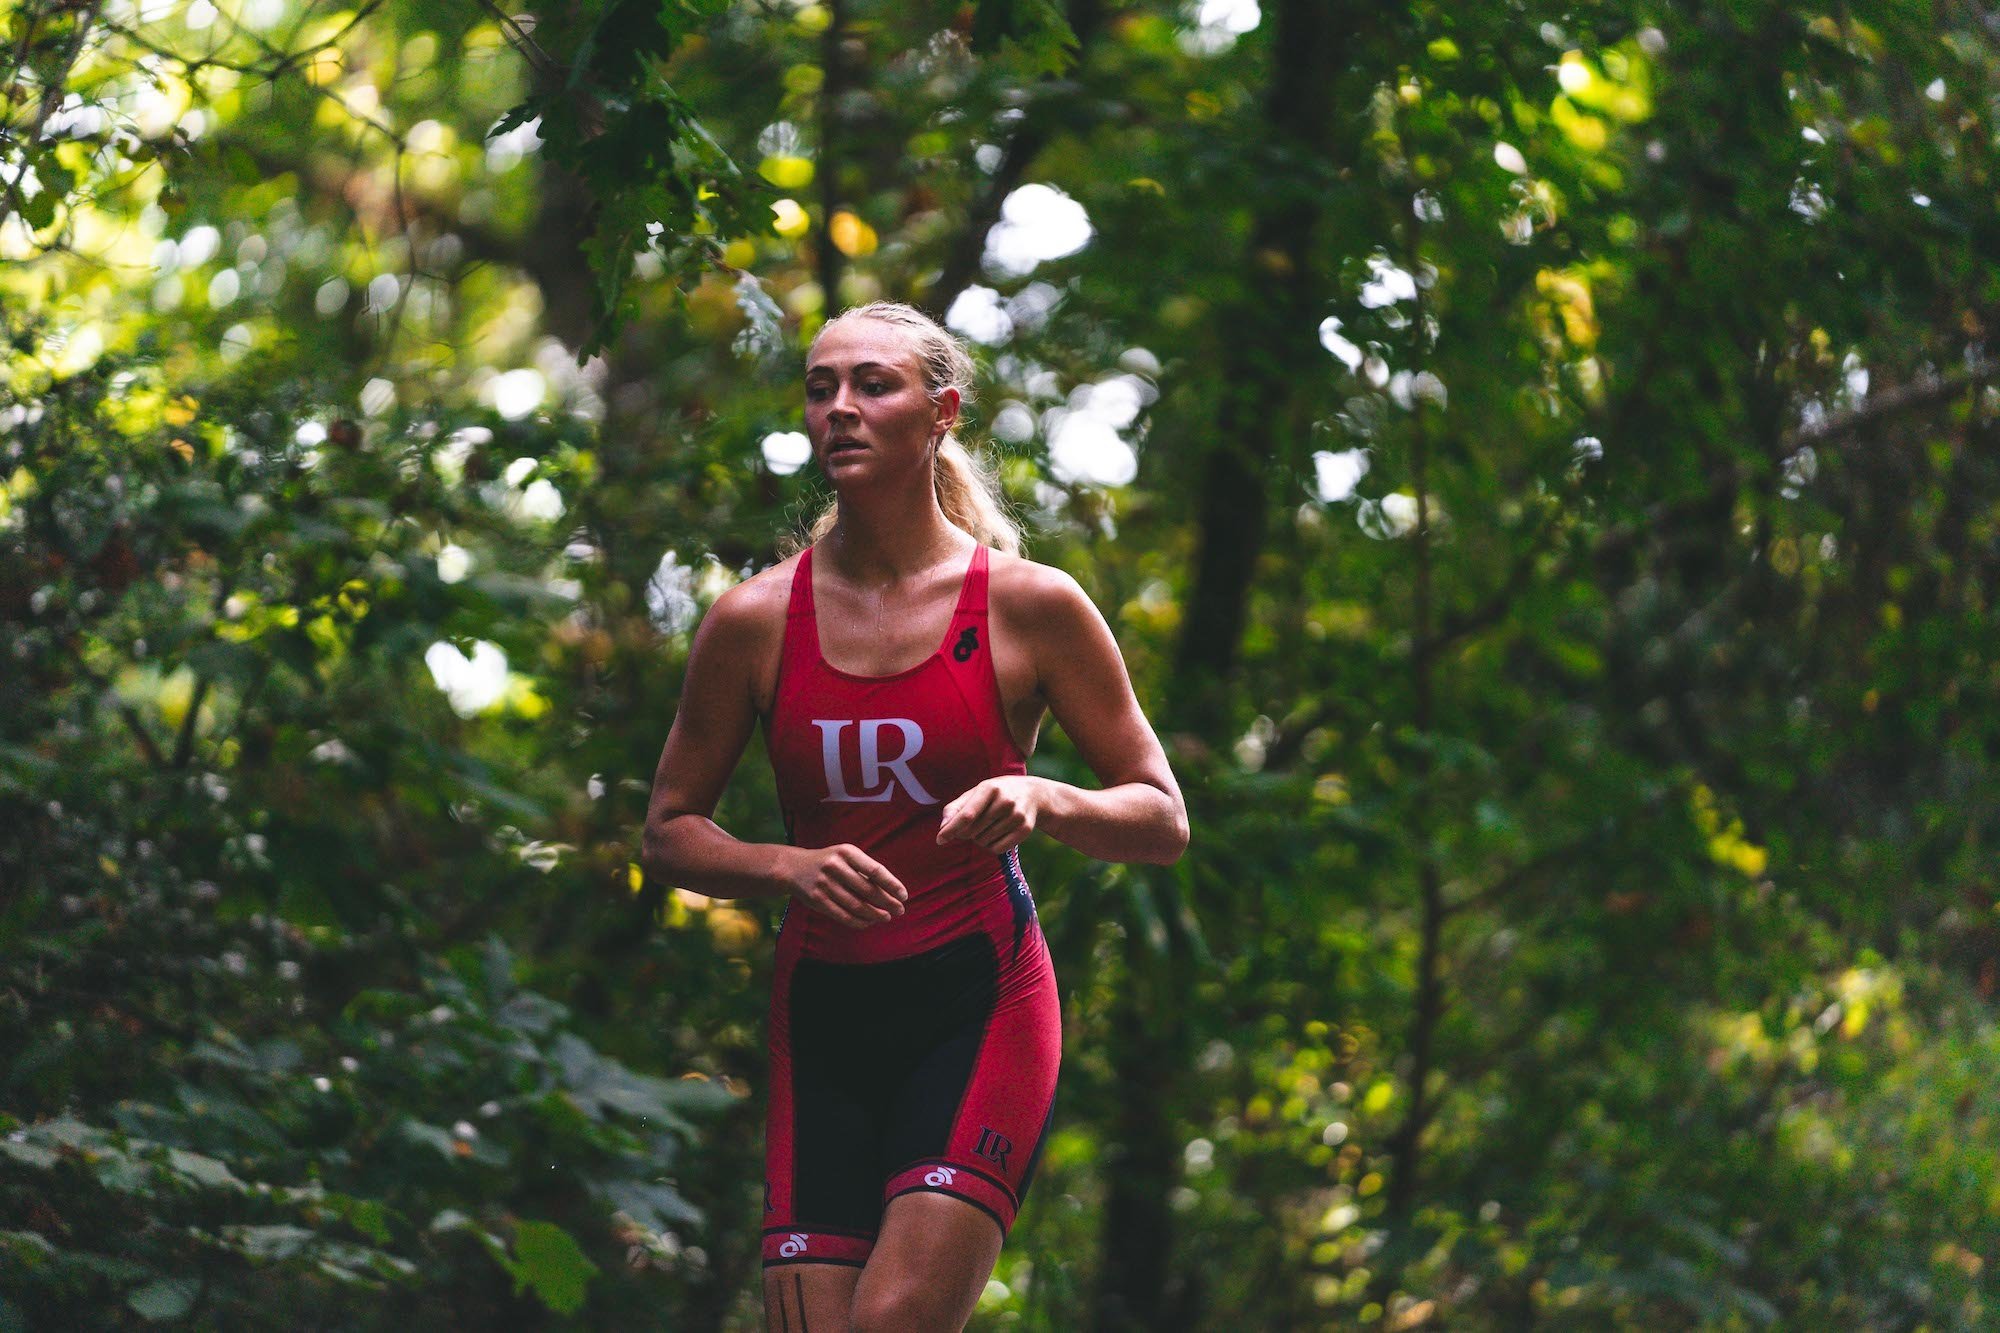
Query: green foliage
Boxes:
[{"xmin": 9, "ymin": 0, "xmax": 2000, "ymax": 1327}]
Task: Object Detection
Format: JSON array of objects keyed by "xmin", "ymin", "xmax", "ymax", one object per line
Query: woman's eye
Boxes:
[{"xmin": 863, "ymin": 381, "xmax": 888, "ymax": 394}]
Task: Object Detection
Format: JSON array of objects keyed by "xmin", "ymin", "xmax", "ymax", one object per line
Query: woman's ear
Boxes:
[{"xmin": 932, "ymin": 386, "xmax": 961, "ymax": 440}]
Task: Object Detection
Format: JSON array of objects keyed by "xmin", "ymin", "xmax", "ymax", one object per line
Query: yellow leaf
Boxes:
[
  {"xmin": 1550, "ymin": 97, "xmax": 1608, "ymax": 152},
  {"xmin": 759, "ymin": 155, "xmax": 815, "ymax": 189},
  {"xmin": 1312, "ymin": 774, "xmax": 1350, "ymax": 805},
  {"xmin": 828, "ymin": 211, "xmax": 877, "ymax": 257},
  {"xmin": 771, "ymin": 198, "xmax": 810, "ymax": 239},
  {"xmin": 707, "ymin": 906, "xmax": 761, "ymax": 954},
  {"xmin": 336, "ymin": 579, "xmax": 369, "ymax": 619}
]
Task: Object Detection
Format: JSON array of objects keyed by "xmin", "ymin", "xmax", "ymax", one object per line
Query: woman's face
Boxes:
[{"xmin": 803, "ymin": 319, "xmax": 958, "ymax": 486}]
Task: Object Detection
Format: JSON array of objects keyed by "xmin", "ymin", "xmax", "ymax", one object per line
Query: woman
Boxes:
[{"xmin": 643, "ymin": 301, "xmax": 1188, "ymax": 1332}]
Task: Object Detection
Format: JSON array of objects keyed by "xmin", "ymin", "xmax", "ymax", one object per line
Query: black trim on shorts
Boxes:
[
  {"xmin": 892, "ymin": 1155, "xmax": 1019, "ymax": 1207},
  {"xmin": 1016, "ymin": 1098, "xmax": 1056, "ymax": 1205},
  {"xmin": 883, "ymin": 1183, "xmax": 1006, "ymax": 1235},
  {"xmin": 761, "ymin": 1223, "xmax": 877, "ymax": 1240}
]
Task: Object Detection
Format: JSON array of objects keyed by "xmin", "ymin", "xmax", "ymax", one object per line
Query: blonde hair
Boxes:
[{"xmin": 792, "ymin": 301, "xmax": 1022, "ymax": 555}]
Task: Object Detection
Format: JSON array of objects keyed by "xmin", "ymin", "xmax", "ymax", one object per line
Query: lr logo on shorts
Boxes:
[
  {"xmin": 814, "ymin": 719, "xmax": 938, "ymax": 804},
  {"xmin": 974, "ymin": 1126, "xmax": 1012, "ymax": 1171}
]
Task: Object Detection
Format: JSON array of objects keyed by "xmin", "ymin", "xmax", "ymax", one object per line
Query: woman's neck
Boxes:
[{"xmin": 822, "ymin": 494, "xmax": 971, "ymax": 586}]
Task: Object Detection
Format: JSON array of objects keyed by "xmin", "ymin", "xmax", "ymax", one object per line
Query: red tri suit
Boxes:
[{"xmin": 759, "ymin": 542, "xmax": 1061, "ymax": 1270}]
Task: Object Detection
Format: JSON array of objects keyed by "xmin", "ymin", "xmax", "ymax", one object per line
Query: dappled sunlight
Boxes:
[
  {"xmin": 983, "ymin": 183, "xmax": 1093, "ymax": 277},
  {"xmin": 760, "ymin": 429, "xmax": 811, "ymax": 475},
  {"xmin": 424, "ymin": 639, "xmax": 509, "ymax": 716},
  {"xmin": 7, "ymin": 0, "xmax": 2000, "ymax": 1324},
  {"xmin": 1311, "ymin": 448, "xmax": 1369, "ymax": 503},
  {"xmin": 1042, "ymin": 372, "xmax": 1155, "ymax": 487},
  {"xmin": 1179, "ymin": 0, "xmax": 1261, "ymax": 56},
  {"xmin": 946, "ymin": 284, "xmax": 1013, "ymax": 345}
]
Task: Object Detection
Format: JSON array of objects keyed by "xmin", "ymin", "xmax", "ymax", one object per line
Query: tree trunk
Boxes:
[{"xmin": 1094, "ymin": 2, "xmax": 1351, "ymax": 1327}]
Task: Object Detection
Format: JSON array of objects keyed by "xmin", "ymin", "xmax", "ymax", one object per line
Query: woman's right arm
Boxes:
[{"xmin": 640, "ymin": 579, "xmax": 908, "ymax": 928}]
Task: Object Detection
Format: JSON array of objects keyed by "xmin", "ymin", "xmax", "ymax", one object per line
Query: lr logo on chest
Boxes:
[{"xmin": 813, "ymin": 719, "xmax": 938, "ymax": 804}]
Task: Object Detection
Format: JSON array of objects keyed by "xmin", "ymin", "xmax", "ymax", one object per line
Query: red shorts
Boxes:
[{"xmin": 760, "ymin": 870, "xmax": 1061, "ymax": 1268}]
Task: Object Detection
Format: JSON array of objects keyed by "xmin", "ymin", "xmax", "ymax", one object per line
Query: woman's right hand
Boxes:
[{"xmin": 781, "ymin": 844, "xmax": 908, "ymax": 929}]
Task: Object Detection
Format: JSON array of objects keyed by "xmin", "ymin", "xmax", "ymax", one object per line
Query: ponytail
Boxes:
[
  {"xmin": 790, "ymin": 302, "xmax": 1023, "ymax": 555},
  {"xmin": 933, "ymin": 436, "xmax": 1021, "ymax": 554}
]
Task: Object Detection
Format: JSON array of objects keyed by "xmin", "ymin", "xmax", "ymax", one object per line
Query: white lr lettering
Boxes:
[{"xmin": 814, "ymin": 719, "xmax": 938, "ymax": 804}]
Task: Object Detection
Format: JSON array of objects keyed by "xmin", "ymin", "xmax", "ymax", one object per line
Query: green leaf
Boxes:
[
  {"xmin": 166, "ymin": 1147, "xmax": 244, "ymax": 1191},
  {"xmin": 0, "ymin": 1231, "xmax": 57, "ymax": 1265},
  {"xmin": 220, "ymin": 1223, "xmax": 314, "ymax": 1260},
  {"xmin": 127, "ymin": 1279, "xmax": 198, "ymax": 1321},
  {"xmin": 969, "ymin": 0, "xmax": 1077, "ymax": 74},
  {"xmin": 397, "ymin": 1118, "xmax": 463, "ymax": 1159},
  {"xmin": 223, "ymin": 145, "xmax": 262, "ymax": 186},
  {"xmin": 599, "ymin": 1179, "xmax": 703, "ymax": 1230},
  {"xmin": 506, "ymin": 1220, "xmax": 599, "ymax": 1315},
  {"xmin": 0, "ymin": 1141, "xmax": 58, "ymax": 1169},
  {"xmin": 495, "ymin": 991, "xmax": 567, "ymax": 1035},
  {"xmin": 20, "ymin": 188, "xmax": 55, "ymax": 231},
  {"xmin": 481, "ymin": 933, "xmax": 517, "ymax": 1005}
]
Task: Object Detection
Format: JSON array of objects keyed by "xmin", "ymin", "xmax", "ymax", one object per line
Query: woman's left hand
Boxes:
[{"xmin": 936, "ymin": 776, "xmax": 1043, "ymax": 855}]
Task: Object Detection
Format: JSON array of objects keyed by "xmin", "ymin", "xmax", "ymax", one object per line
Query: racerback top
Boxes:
[{"xmin": 764, "ymin": 542, "xmax": 1032, "ymax": 963}]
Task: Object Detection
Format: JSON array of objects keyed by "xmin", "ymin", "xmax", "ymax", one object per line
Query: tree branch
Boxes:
[
  {"xmin": 470, "ymin": 0, "xmax": 561, "ymax": 83},
  {"xmin": 816, "ymin": 0, "xmax": 847, "ymax": 314},
  {"xmin": 171, "ymin": 676, "xmax": 211, "ymax": 769},
  {"xmin": 1783, "ymin": 356, "xmax": 1999, "ymax": 451},
  {"xmin": 923, "ymin": 0, "xmax": 1107, "ymax": 314}
]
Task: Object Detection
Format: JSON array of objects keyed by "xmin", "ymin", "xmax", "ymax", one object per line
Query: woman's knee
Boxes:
[{"xmin": 850, "ymin": 1276, "xmax": 962, "ymax": 1333}]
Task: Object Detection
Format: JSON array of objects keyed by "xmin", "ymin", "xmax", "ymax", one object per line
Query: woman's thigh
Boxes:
[
  {"xmin": 764, "ymin": 1262, "xmax": 861, "ymax": 1333},
  {"xmin": 849, "ymin": 1192, "xmax": 1003, "ymax": 1332}
]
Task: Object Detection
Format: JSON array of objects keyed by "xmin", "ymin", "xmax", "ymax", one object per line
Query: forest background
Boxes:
[{"xmin": 5, "ymin": 0, "xmax": 2000, "ymax": 1327}]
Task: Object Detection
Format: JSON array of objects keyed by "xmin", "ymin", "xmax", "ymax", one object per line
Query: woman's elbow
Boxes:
[
  {"xmin": 1148, "ymin": 804, "xmax": 1190, "ymax": 865},
  {"xmin": 640, "ymin": 814, "xmax": 689, "ymax": 882}
]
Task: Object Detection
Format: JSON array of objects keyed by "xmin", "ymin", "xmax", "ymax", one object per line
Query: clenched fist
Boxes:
[
  {"xmin": 781, "ymin": 843, "xmax": 908, "ymax": 929},
  {"xmin": 936, "ymin": 776, "xmax": 1044, "ymax": 856}
]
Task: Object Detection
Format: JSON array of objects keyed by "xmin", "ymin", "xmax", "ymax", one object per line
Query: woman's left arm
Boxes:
[{"xmin": 937, "ymin": 566, "xmax": 1189, "ymax": 865}]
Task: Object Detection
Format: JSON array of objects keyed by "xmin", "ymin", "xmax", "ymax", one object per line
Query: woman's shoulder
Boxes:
[
  {"xmin": 696, "ymin": 553, "xmax": 801, "ymax": 643},
  {"xmin": 986, "ymin": 548, "xmax": 1096, "ymax": 621}
]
